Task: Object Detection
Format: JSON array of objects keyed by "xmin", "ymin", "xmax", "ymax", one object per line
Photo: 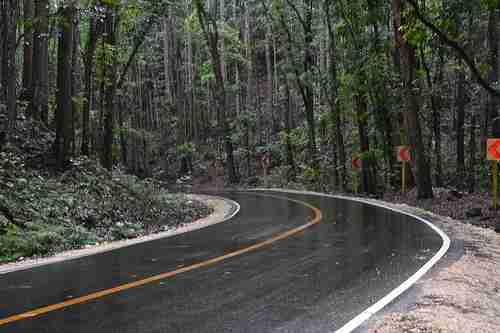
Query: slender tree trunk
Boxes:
[
  {"xmin": 367, "ymin": 0, "xmax": 395, "ymax": 189},
  {"xmin": 1, "ymin": 0, "xmax": 17, "ymax": 138},
  {"xmin": 21, "ymin": 0, "xmax": 34, "ymax": 101},
  {"xmin": 0, "ymin": 3, "xmax": 6, "ymax": 106},
  {"xmin": 456, "ymin": 70, "xmax": 466, "ymax": 183},
  {"xmin": 284, "ymin": 77, "xmax": 296, "ymax": 180},
  {"xmin": 71, "ymin": 10, "xmax": 81, "ymax": 156},
  {"xmin": 244, "ymin": 2, "xmax": 256, "ymax": 143},
  {"xmin": 195, "ymin": 0, "xmax": 239, "ymax": 183},
  {"xmin": 82, "ymin": 14, "xmax": 99, "ymax": 155},
  {"xmin": 185, "ymin": 1, "xmax": 195, "ymax": 142},
  {"xmin": 162, "ymin": 17, "xmax": 173, "ymax": 105},
  {"xmin": 303, "ymin": 1, "xmax": 318, "ymax": 170},
  {"xmin": 356, "ymin": 94, "xmax": 376, "ymax": 194},
  {"xmin": 481, "ymin": 7, "xmax": 500, "ymax": 160},
  {"xmin": 488, "ymin": 7, "xmax": 500, "ymax": 133},
  {"xmin": 393, "ymin": 0, "xmax": 433, "ymax": 198},
  {"xmin": 273, "ymin": 36, "xmax": 280, "ymax": 124},
  {"xmin": 101, "ymin": 5, "xmax": 117, "ymax": 171},
  {"xmin": 55, "ymin": 1, "xmax": 76, "ymax": 170},
  {"xmin": 325, "ymin": 0, "xmax": 347, "ymax": 191},
  {"xmin": 0, "ymin": 3, "xmax": 3, "ymax": 108},
  {"xmin": 265, "ymin": 26, "xmax": 274, "ymax": 134},
  {"xmin": 421, "ymin": 47, "xmax": 444, "ymax": 187},
  {"xmin": 220, "ymin": 0, "xmax": 226, "ymax": 82},
  {"xmin": 31, "ymin": 0, "xmax": 49, "ymax": 124},
  {"xmin": 469, "ymin": 112, "xmax": 477, "ymax": 193}
]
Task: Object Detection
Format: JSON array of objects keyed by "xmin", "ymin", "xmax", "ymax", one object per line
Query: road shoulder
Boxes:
[
  {"xmin": 0, "ymin": 194, "xmax": 239, "ymax": 275},
  {"xmin": 365, "ymin": 202, "xmax": 500, "ymax": 333},
  {"xmin": 250, "ymin": 188, "xmax": 500, "ymax": 333}
]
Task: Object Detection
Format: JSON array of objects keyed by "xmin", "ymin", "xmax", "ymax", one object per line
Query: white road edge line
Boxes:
[
  {"xmin": 250, "ymin": 188, "xmax": 451, "ymax": 333},
  {"xmin": 0, "ymin": 195, "xmax": 241, "ymax": 275}
]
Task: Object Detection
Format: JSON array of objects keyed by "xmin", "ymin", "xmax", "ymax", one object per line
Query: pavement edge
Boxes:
[
  {"xmin": 249, "ymin": 188, "xmax": 451, "ymax": 333},
  {"xmin": 0, "ymin": 194, "xmax": 241, "ymax": 275}
]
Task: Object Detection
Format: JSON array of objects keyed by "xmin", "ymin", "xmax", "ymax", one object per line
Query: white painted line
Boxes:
[
  {"xmin": 0, "ymin": 195, "xmax": 241, "ymax": 275},
  {"xmin": 250, "ymin": 188, "xmax": 451, "ymax": 333}
]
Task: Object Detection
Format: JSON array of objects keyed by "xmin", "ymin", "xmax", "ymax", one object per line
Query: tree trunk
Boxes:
[
  {"xmin": 469, "ymin": 112, "xmax": 477, "ymax": 193},
  {"xmin": 1, "ymin": 0, "xmax": 17, "ymax": 138},
  {"xmin": 393, "ymin": 0, "xmax": 433, "ymax": 199},
  {"xmin": 244, "ymin": 2, "xmax": 256, "ymax": 143},
  {"xmin": 488, "ymin": 7, "xmax": 500, "ymax": 133},
  {"xmin": 284, "ymin": 77, "xmax": 296, "ymax": 180},
  {"xmin": 325, "ymin": 0, "xmax": 347, "ymax": 191},
  {"xmin": 265, "ymin": 26, "xmax": 274, "ymax": 135},
  {"xmin": 195, "ymin": 0, "xmax": 239, "ymax": 183},
  {"xmin": 482, "ymin": 7, "xmax": 500, "ymax": 159},
  {"xmin": 456, "ymin": 70, "xmax": 466, "ymax": 183},
  {"xmin": 31, "ymin": 0, "xmax": 49, "ymax": 124},
  {"xmin": 71, "ymin": 9, "xmax": 81, "ymax": 156},
  {"xmin": 356, "ymin": 94, "xmax": 376, "ymax": 194},
  {"xmin": 101, "ymin": 5, "xmax": 117, "ymax": 171},
  {"xmin": 55, "ymin": 1, "xmax": 76, "ymax": 170},
  {"xmin": 21, "ymin": 0, "xmax": 34, "ymax": 101},
  {"xmin": 421, "ymin": 47, "xmax": 444, "ymax": 187},
  {"xmin": 82, "ymin": 14, "xmax": 100, "ymax": 155},
  {"xmin": 162, "ymin": 17, "xmax": 174, "ymax": 105},
  {"xmin": 303, "ymin": 1, "xmax": 318, "ymax": 170}
]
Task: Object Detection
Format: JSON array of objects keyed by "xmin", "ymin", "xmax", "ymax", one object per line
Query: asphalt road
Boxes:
[{"xmin": 0, "ymin": 191, "xmax": 443, "ymax": 333}]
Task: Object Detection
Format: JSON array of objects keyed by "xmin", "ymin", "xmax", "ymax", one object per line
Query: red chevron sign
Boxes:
[
  {"xmin": 397, "ymin": 146, "xmax": 410, "ymax": 162},
  {"xmin": 487, "ymin": 139, "xmax": 500, "ymax": 161},
  {"xmin": 352, "ymin": 156, "xmax": 361, "ymax": 170}
]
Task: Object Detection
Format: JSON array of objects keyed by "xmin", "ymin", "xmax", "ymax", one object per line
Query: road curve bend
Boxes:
[{"xmin": 0, "ymin": 191, "xmax": 448, "ymax": 333}]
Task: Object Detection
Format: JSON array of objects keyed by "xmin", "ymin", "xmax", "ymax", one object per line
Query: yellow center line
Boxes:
[{"xmin": 0, "ymin": 194, "xmax": 322, "ymax": 326}]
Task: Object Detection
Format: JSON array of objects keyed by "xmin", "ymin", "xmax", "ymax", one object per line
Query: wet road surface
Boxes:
[{"xmin": 0, "ymin": 191, "xmax": 443, "ymax": 332}]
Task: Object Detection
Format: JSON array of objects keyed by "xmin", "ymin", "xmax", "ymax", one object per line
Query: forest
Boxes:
[
  {"xmin": 2, "ymin": 3, "xmax": 500, "ymax": 331},
  {"xmin": 2, "ymin": 0, "xmax": 500, "ymax": 203}
]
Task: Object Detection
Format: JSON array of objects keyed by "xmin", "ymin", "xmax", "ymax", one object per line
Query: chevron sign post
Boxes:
[
  {"xmin": 487, "ymin": 139, "xmax": 500, "ymax": 210},
  {"xmin": 352, "ymin": 156, "xmax": 361, "ymax": 194},
  {"xmin": 397, "ymin": 146, "xmax": 410, "ymax": 193}
]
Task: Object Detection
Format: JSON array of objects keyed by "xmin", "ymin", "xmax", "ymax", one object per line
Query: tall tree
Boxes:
[
  {"xmin": 101, "ymin": 2, "xmax": 118, "ymax": 171},
  {"xmin": 486, "ymin": 6, "xmax": 500, "ymax": 144},
  {"xmin": 194, "ymin": 0, "xmax": 239, "ymax": 183},
  {"xmin": 324, "ymin": 0, "xmax": 347, "ymax": 191},
  {"xmin": 393, "ymin": 0, "xmax": 433, "ymax": 198},
  {"xmin": 456, "ymin": 69, "xmax": 466, "ymax": 182},
  {"xmin": 22, "ymin": 0, "xmax": 34, "ymax": 101},
  {"xmin": 81, "ymin": 10, "xmax": 100, "ymax": 156},
  {"xmin": 284, "ymin": 0, "xmax": 318, "ymax": 170},
  {"xmin": 55, "ymin": 1, "xmax": 77, "ymax": 169},
  {"xmin": 1, "ymin": 0, "xmax": 17, "ymax": 138},
  {"xmin": 31, "ymin": 0, "xmax": 49, "ymax": 124}
]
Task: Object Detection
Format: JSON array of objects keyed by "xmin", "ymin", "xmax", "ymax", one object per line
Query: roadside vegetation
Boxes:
[
  {"xmin": 2, "ymin": 0, "xmax": 500, "ymax": 259},
  {"xmin": 0, "ymin": 120, "xmax": 211, "ymax": 264}
]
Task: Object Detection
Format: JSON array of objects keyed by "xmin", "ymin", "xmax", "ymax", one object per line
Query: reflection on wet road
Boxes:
[{"xmin": 0, "ymin": 191, "xmax": 443, "ymax": 333}]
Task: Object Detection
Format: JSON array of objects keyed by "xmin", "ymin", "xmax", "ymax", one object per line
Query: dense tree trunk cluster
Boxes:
[{"xmin": 0, "ymin": 0, "xmax": 499, "ymax": 196}]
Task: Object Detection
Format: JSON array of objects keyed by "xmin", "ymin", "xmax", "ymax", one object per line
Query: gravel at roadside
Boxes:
[{"xmin": 366, "ymin": 202, "xmax": 500, "ymax": 333}]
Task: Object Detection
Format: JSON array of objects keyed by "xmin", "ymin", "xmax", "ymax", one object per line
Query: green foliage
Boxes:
[
  {"xmin": 177, "ymin": 142, "xmax": 196, "ymax": 160},
  {"xmin": 0, "ymin": 151, "xmax": 211, "ymax": 264}
]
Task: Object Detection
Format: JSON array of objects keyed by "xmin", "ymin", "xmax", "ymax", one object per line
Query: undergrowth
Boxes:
[{"xmin": 0, "ymin": 149, "xmax": 211, "ymax": 263}]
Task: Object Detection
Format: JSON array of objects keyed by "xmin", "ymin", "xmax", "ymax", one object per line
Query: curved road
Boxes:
[{"xmin": 0, "ymin": 191, "xmax": 444, "ymax": 333}]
